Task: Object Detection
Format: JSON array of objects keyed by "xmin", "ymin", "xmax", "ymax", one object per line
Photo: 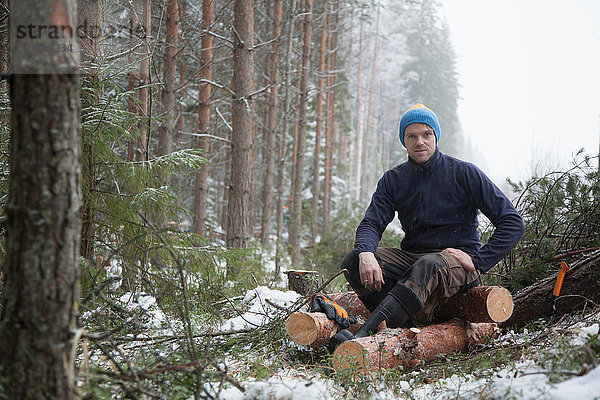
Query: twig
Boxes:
[
  {"xmin": 518, "ymin": 370, "xmax": 583, "ymax": 378},
  {"xmin": 265, "ymin": 299, "xmax": 287, "ymax": 311},
  {"xmin": 216, "ymin": 106, "xmax": 233, "ymax": 132},
  {"xmin": 140, "ymin": 360, "xmax": 205, "ymax": 376},
  {"xmin": 201, "ymin": 29, "xmax": 234, "ymax": 47},
  {"xmin": 288, "ymin": 268, "xmax": 348, "ymax": 315},
  {"xmin": 230, "ymin": 25, "xmax": 243, "ymax": 47},
  {"xmin": 247, "ymin": 84, "xmax": 272, "ymax": 99},
  {"xmin": 251, "ymin": 36, "xmax": 279, "ymax": 50},
  {"xmin": 199, "ymin": 78, "xmax": 236, "ymax": 97},
  {"xmin": 551, "ymin": 247, "xmax": 600, "ymax": 262},
  {"xmin": 315, "ymin": 268, "xmax": 348, "ymax": 295},
  {"xmin": 213, "ymin": 362, "xmax": 246, "ymax": 393},
  {"xmin": 557, "ymin": 295, "xmax": 600, "ymax": 308}
]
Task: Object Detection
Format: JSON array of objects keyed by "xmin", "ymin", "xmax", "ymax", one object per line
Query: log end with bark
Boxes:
[
  {"xmin": 413, "ymin": 286, "xmax": 514, "ymax": 325},
  {"xmin": 285, "ymin": 311, "xmax": 384, "ymax": 350}
]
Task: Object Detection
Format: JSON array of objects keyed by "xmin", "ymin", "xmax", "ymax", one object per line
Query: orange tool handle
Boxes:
[{"xmin": 552, "ymin": 261, "xmax": 570, "ymax": 297}]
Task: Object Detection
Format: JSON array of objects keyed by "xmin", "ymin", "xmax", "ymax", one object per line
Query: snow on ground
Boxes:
[
  {"xmin": 208, "ymin": 360, "xmax": 600, "ymax": 400},
  {"xmin": 219, "ymin": 286, "xmax": 302, "ymax": 331},
  {"xmin": 215, "ymin": 287, "xmax": 600, "ymax": 400},
  {"xmin": 209, "ymin": 373, "xmax": 339, "ymax": 400}
]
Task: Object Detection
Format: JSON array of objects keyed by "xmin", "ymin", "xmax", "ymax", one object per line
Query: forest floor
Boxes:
[
  {"xmin": 81, "ymin": 281, "xmax": 600, "ymax": 399},
  {"xmin": 210, "ymin": 285, "xmax": 600, "ymax": 400}
]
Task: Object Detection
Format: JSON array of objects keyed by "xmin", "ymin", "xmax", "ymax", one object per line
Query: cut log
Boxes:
[
  {"xmin": 502, "ymin": 252, "xmax": 600, "ymax": 330},
  {"xmin": 285, "ymin": 311, "xmax": 386, "ymax": 350},
  {"xmin": 332, "ymin": 319, "xmax": 499, "ymax": 373},
  {"xmin": 327, "ymin": 292, "xmax": 371, "ymax": 319},
  {"xmin": 328, "ymin": 286, "xmax": 512, "ymax": 325},
  {"xmin": 286, "ymin": 270, "xmax": 322, "ymax": 295},
  {"xmin": 413, "ymin": 286, "xmax": 514, "ymax": 325}
]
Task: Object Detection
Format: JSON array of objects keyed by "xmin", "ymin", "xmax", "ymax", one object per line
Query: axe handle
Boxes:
[{"xmin": 552, "ymin": 261, "xmax": 569, "ymax": 297}]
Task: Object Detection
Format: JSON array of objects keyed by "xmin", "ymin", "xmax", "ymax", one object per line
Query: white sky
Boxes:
[{"xmin": 439, "ymin": 0, "xmax": 600, "ymax": 184}]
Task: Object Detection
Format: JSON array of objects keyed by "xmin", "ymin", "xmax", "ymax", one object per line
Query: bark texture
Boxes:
[
  {"xmin": 502, "ymin": 253, "xmax": 600, "ymax": 330},
  {"xmin": 328, "ymin": 292, "xmax": 371, "ymax": 319},
  {"xmin": 286, "ymin": 311, "xmax": 382, "ymax": 350},
  {"xmin": 193, "ymin": 0, "xmax": 214, "ymax": 236},
  {"xmin": 0, "ymin": 7, "xmax": 81, "ymax": 395},
  {"xmin": 79, "ymin": 0, "xmax": 105, "ymax": 261},
  {"xmin": 322, "ymin": 1, "xmax": 338, "ymax": 230},
  {"xmin": 413, "ymin": 286, "xmax": 514, "ymax": 325},
  {"xmin": 226, "ymin": 0, "xmax": 254, "ymax": 252},
  {"xmin": 289, "ymin": 0, "xmax": 313, "ymax": 266},
  {"xmin": 287, "ymin": 270, "xmax": 323, "ymax": 295},
  {"xmin": 332, "ymin": 319, "xmax": 499, "ymax": 373},
  {"xmin": 260, "ymin": 0, "xmax": 283, "ymax": 247},
  {"xmin": 137, "ymin": 0, "xmax": 151, "ymax": 161},
  {"xmin": 310, "ymin": 0, "xmax": 328, "ymax": 241},
  {"xmin": 157, "ymin": 0, "xmax": 179, "ymax": 185}
]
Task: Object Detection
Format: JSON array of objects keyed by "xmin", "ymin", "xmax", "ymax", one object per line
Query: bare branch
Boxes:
[
  {"xmin": 251, "ymin": 36, "xmax": 279, "ymax": 51},
  {"xmin": 199, "ymin": 79, "xmax": 236, "ymax": 97},
  {"xmin": 201, "ymin": 29, "xmax": 234, "ymax": 47},
  {"xmin": 216, "ymin": 107, "xmax": 233, "ymax": 132}
]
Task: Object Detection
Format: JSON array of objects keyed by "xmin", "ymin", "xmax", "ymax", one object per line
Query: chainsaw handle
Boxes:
[{"xmin": 552, "ymin": 261, "xmax": 569, "ymax": 297}]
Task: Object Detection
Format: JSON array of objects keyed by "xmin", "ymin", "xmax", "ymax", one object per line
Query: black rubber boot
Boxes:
[{"xmin": 327, "ymin": 283, "xmax": 423, "ymax": 352}]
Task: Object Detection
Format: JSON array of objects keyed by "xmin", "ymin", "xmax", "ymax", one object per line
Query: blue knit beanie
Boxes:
[{"xmin": 398, "ymin": 104, "xmax": 440, "ymax": 147}]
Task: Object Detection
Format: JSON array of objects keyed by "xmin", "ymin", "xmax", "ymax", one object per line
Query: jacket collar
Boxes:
[{"xmin": 409, "ymin": 147, "xmax": 442, "ymax": 172}]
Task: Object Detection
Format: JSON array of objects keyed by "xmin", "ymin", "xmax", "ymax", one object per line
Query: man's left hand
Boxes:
[{"xmin": 442, "ymin": 248, "xmax": 476, "ymax": 272}]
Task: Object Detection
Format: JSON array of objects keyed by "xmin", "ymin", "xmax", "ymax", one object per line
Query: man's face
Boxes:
[{"xmin": 404, "ymin": 123, "xmax": 436, "ymax": 164}]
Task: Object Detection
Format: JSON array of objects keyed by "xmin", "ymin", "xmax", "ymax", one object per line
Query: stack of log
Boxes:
[{"xmin": 285, "ymin": 286, "xmax": 511, "ymax": 372}]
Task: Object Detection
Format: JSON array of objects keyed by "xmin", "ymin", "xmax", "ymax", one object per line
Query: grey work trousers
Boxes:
[{"xmin": 341, "ymin": 247, "xmax": 482, "ymax": 312}]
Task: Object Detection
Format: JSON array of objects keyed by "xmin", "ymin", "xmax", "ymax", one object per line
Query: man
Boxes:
[{"xmin": 329, "ymin": 104, "xmax": 525, "ymax": 350}]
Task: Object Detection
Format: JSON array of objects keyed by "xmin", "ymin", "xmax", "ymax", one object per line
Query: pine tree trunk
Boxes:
[
  {"xmin": 289, "ymin": 53, "xmax": 303, "ymax": 219},
  {"xmin": 193, "ymin": 0, "xmax": 214, "ymax": 236},
  {"xmin": 353, "ymin": 10, "xmax": 364, "ymax": 201},
  {"xmin": 157, "ymin": 0, "xmax": 179, "ymax": 185},
  {"xmin": 289, "ymin": 0, "xmax": 313, "ymax": 266},
  {"xmin": 127, "ymin": 7, "xmax": 139, "ymax": 162},
  {"xmin": 275, "ymin": 0, "xmax": 298, "ymax": 271},
  {"xmin": 322, "ymin": 1, "xmax": 339, "ymax": 231},
  {"xmin": 310, "ymin": 1, "xmax": 328, "ymax": 242},
  {"xmin": 0, "ymin": 3, "xmax": 81, "ymax": 398},
  {"xmin": 260, "ymin": 0, "xmax": 283, "ymax": 247},
  {"xmin": 226, "ymin": 0, "xmax": 254, "ymax": 255},
  {"xmin": 79, "ymin": 0, "xmax": 105, "ymax": 261},
  {"xmin": 360, "ymin": 3, "xmax": 380, "ymax": 202},
  {"xmin": 0, "ymin": 0, "xmax": 7, "ymax": 97},
  {"xmin": 137, "ymin": 0, "xmax": 151, "ymax": 161}
]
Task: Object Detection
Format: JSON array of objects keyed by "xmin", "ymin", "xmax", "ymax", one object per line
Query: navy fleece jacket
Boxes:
[{"xmin": 354, "ymin": 149, "xmax": 525, "ymax": 273}]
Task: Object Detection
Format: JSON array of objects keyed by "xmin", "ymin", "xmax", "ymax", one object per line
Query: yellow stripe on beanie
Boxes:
[{"xmin": 398, "ymin": 103, "xmax": 441, "ymax": 147}]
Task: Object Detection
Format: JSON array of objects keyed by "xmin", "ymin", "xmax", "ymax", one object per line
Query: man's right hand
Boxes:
[{"xmin": 359, "ymin": 252, "xmax": 385, "ymax": 291}]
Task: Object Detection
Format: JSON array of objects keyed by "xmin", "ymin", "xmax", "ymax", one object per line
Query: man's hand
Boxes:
[
  {"xmin": 442, "ymin": 248, "xmax": 477, "ymax": 272},
  {"xmin": 359, "ymin": 252, "xmax": 385, "ymax": 291}
]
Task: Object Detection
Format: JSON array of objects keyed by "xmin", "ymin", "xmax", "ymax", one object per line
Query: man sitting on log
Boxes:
[{"xmin": 329, "ymin": 104, "xmax": 525, "ymax": 350}]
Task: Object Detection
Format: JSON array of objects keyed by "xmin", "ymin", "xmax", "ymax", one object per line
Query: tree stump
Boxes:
[
  {"xmin": 332, "ymin": 319, "xmax": 499, "ymax": 373},
  {"xmin": 286, "ymin": 270, "xmax": 322, "ymax": 295}
]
